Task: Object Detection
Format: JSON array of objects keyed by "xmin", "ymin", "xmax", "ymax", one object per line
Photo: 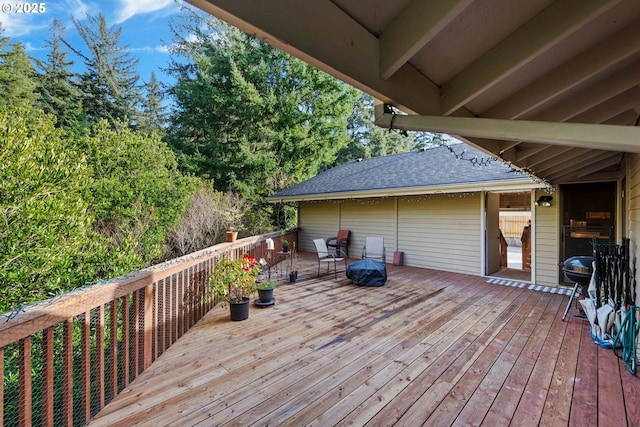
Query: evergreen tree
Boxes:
[
  {"xmin": 65, "ymin": 13, "xmax": 141, "ymax": 128},
  {"xmin": 139, "ymin": 71, "xmax": 167, "ymax": 135},
  {"xmin": 167, "ymin": 11, "xmax": 358, "ymax": 229},
  {"xmin": 335, "ymin": 92, "xmax": 413, "ymax": 165},
  {"xmin": 34, "ymin": 18, "xmax": 83, "ymax": 131},
  {"xmin": 0, "ymin": 27, "xmax": 38, "ymax": 108}
]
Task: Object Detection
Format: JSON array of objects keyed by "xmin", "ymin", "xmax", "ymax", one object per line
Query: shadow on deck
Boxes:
[{"xmin": 89, "ymin": 252, "xmax": 640, "ymax": 426}]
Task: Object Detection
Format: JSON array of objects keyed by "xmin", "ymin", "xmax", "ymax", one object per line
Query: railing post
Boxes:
[
  {"xmin": 143, "ymin": 283, "xmax": 154, "ymax": 370},
  {"xmin": 19, "ymin": 337, "xmax": 32, "ymax": 427}
]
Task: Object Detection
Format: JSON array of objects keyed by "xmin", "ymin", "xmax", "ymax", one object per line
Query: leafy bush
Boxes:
[{"xmin": 0, "ymin": 105, "xmax": 96, "ymax": 312}]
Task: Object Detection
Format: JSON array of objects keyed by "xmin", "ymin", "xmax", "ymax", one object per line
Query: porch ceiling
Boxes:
[{"xmin": 186, "ymin": 0, "xmax": 640, "ymax": 185}]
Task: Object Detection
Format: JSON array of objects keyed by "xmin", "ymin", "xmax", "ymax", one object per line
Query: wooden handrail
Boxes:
[
  {"xmin": 521, "ymin": 225, "xmax": 531, "ymax": 269},
  {"xmin": 499, "ymin": 229, "xmax": 508, "ymax": 269},
  {"xmin": 0, "ymin": 229, "xmax": 297, "ymax": 426}
]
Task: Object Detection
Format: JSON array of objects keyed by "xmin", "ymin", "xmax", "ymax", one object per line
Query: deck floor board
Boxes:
[{"xmin": 87, "ymin": 253, "xmax": 639, "ymax": 426}]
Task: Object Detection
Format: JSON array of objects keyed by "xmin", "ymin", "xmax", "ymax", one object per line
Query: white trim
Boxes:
[
  {"xmin": 267, "ymin": 179, "xmax": 545, "ymax": 202},
  {"xmin": 530, "ymin": 190, "xmax": 536, "ymax": 284},
  {"xmin": 480, "ymin": 191, "xmax": 487, "ymax": 276}
]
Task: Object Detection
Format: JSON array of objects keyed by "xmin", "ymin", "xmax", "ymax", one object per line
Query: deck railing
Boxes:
[{"xmin": 0, "ymin": 229, "xmax": 297, "ymax": 427}]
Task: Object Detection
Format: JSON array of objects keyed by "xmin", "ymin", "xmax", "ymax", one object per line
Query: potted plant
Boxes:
[
  {"xmin": 256, "ymin": 280, "xmax": 277, "ymax": 305},
  {"xmin": 209, "ymin": 254, "xmax": 261, "ymax": 321},
  {"xmin": 288, "ymin": 243, "xmax": 298, "ymax": 282},
  {"xmin": 281, "ymin": 238, "xmax": 290, "ymax": 253}
]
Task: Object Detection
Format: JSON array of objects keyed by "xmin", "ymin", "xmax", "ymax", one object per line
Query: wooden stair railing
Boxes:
[
  {"xmin": 499, "ymin": 229, "xmax": 508, "ymax": 269},
  {"xmin": 0, "ymin": 229, "xmax": 297, "ymax": 427},
  {"xmin": 521, "ymin": 225, "xmax": 531, "ymax": 270}
]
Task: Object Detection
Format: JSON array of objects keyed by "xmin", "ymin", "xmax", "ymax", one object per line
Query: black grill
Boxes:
[{"xmin": 561, "ymin": 256, "xmax": 594, "ymax": 286}]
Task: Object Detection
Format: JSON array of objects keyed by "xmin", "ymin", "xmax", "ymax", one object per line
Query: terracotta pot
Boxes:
[{"xmin": 226, "ymin": 231, "xmax": 238, "ymax": 242}]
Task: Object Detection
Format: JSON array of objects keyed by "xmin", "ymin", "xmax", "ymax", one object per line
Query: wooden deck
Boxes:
[{"xmin": 89, "ymin": 253, "xmax": 640, "ymax": 426}]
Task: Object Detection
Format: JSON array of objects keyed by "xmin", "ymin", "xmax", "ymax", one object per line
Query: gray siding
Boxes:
[
  {"xmin": 534, "ymin": 189, "xmax": 560, "ymax": 286},
  {"xmin": 298, "ymin": 195, "xmax": 483, "ymax": 276},
  {"xmin": 298, "ymin": 202, "xmax": 339, "ymax": 252},
  {"xmin": 340, "ymin": 199, "xmax": 397, "ymax": 259},
  {"xmin": 398, "ymin": 195, "xmax": 482, "ymax": 274},
  {"xmin": 628, "ymin": 153, "xmax": 640, "ymax": 303}
]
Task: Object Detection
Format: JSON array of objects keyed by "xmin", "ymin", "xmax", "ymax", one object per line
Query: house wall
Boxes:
[
  {"xmin": 533, "ymin": 189, "xmax": 560, "ymax": 286},
  {"xmin": 340, "ymin": 198, "xmax": 397, "ymax": 258},
  {"xmin": 298, "ymin": 193, "xmax": 482, "ymax": 276},
  {"xmin": 298, "ymin": 202, "xmax": 339, "ymax": 252},
  {"xmin": 398, "ymin": 194, "xmax": 482, "ymax": 274},
  {"xmin": 626, "ymin": 153, "xmax": 640, "ymax": 304}
]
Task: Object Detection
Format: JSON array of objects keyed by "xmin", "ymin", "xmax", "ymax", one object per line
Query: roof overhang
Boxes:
[
  {"xmin": 266, "ymin": 179, "xmax": 546, "ymax": 203},
  {"xmin": 187, "ymin": 0, "xmax": 640, "ymax": 185}
]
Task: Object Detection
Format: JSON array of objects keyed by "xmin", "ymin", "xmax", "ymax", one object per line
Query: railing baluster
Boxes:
[
  {"xmin": 171, "ymin": 273, "xmax": 177, "ymax": 345},
  {"xmin": 123, "ymin": 294, "xmax": 130, "ymax": 387},
  {"xmin": 0, "ymin": 347, "xmax": 4, "ymax": 426},
  {"xmin": 62, "ymin": 318, "xmax": 73, "ymax": 427},
  {"xmin": 133, "ymin": 289, "xmax": 141, "ymax": 377},
  {"xmin": 110, "ymin": 299, "xmax": 118, "ymax": 399},
  {"xmin": 154, "ymin": 279, "xmax": 162, "ymax": 359},
  {"xmin": 42, "ymin": 326, "xmax": 54, "ymax": 426},
  {"xmin": 143, "ymin": 284, "xmax": 154, "ymax": 370},
  {"xmin": 97, "ymin": 305, "xmax": 105, "ymax": 411},
  {"xmin": 81, "ymin": 311, "xmax": 91, "ymax": 421},
  {"xmin": 19, "ymin": 337, "xmax": 32, "ymax": 427}
]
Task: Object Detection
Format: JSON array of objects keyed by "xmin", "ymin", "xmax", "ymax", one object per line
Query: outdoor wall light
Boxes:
[{"xmin": 535, "ymin": 195, "xmax": 553, "ymax": 207}]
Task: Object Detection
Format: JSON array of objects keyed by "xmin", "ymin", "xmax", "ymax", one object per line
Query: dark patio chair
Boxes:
[{"xmin": 326, "ymin": 229, "xmax": 351, "ymax": 257}]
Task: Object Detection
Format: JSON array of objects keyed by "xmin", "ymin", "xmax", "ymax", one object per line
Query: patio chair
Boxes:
[
  {"xmin": 313, "ymin": 238, "xmax": 347, "ymax": 279},
  {"xmin": 362, "ymin": 236, "xmax": 386, "ymax": 264},
  {"xmin": 326, "ymin": 229, "xmax": 351, "ymax": 257}
]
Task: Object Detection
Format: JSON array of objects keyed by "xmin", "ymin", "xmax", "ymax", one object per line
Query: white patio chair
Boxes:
[
  {"xmin": 362, "ymin": 236, "xmax": 386, "ymax": 263},
  {"xmin": 313, "ymin": 238, "xmax": 347, "ymax": 279}
]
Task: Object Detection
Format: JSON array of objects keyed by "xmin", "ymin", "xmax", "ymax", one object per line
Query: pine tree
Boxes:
[
  {"xmin": 34, "ymin": 18, "xmax": 83, "ymax": 131},
  {"xmin": 167, "ymin": 12, "xmax": 357, "ymax": 229},
  {"xmin": 139, "ymin": 71, "xmax": 167, "ymax": 135},
  {"xmin": 0, "ymin": 27, "xmax": 38, "ymax": 108},
  {"xmin": 335, "ymin": 92, "xmax": 414, "ymax": 165},
  {"xmin": 65, "ymin": 13, "xmax": 141, "ymax": 129}
]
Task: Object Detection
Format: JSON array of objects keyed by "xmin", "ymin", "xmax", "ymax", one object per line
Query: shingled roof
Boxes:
[{"xmin": 268, "ymin": 144, "xmax": 543, "ymax": 202}]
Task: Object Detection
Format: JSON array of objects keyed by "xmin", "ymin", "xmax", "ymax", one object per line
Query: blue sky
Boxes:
[{"xmin": 0, "ymin": 0, "xmax": 187, "ymax": 85}]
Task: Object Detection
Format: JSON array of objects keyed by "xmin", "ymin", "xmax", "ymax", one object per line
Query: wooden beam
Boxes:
[
  {"xmin": 531, "ymin": 60, "xmax": 640, "ymax": 122},
  {"xmin": 545, "ymin": 152, "xmax": 621, "ymax": 182},
  {"xmin": 188, "ymin": 0, "xmax": 441, "ymax": 115},
  {"xmin": 375, "ymin": 112, "xmax": 640, "ymax": 152},
  {"xmin": 440, "ymin": 0, "xmax": 620, "ymax": 115},
  {"xmin": 500, "ymin": 144, "xmax": 551, "ymax": 163},
  {"xmin": 604, "ymin": 110, "xmax": 640, "ymax": 126},
  {"xmin": 533, "ymin": 148, "xmax": 600, "ymax": 176},
  {"xmin": 379, "ymin": 0, "xmax": 472, "ymax": 80},
  {"xmin": 568, "ymin": 87, "xmax": 640, "ymax": 124},
  {"xmin": 519, "ymin": 146, "xmax": 576, "ymax": 170}
]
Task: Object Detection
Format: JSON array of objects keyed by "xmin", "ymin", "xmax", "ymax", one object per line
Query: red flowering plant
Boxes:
[{"xmin": 209, "ymin": 254, "xmax": 261, "ymax": 306}]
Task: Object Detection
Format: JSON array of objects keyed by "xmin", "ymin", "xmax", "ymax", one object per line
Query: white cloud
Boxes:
[
  {"xmin": 115, "ymin": 0, "xmax": 175, "ymax": 24},
  {"xmin": 0, "ymin": 0, "xmax": 91, "ymax": 37},
  {"xmin": 129, "ymin": 44, "xmax": 172, "ymax": 54},
  {"xmin": 23, "ymin": 41, "xmax": 46, "ymax": 52},
  {"xmin": 65, "ymin": 0, "xmax": 90, "ymax": 20},
  {"xmin": 0, "ymin": 3, "xmax": 46, "ymax": 36}
]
